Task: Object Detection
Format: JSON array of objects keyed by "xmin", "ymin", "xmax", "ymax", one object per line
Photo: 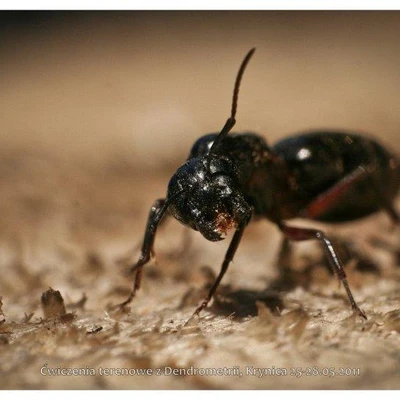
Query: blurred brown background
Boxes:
[
  {"xmin": 2, "ymin": 11, "xmax": 400, "ymax": 167},
  {"xmin": 1, "ymin": 11, "xmax": 400, "ymax": 390}
]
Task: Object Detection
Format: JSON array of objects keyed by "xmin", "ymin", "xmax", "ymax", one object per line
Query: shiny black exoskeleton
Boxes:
[
  {"xmin": 119, "ymin": 48, "xmax": 400, "ymax": 319},
  {"xmin": 188, "ymin": 130, "xmax": 400, "ymax": 224}
]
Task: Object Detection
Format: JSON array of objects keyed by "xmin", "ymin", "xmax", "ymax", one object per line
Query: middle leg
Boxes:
[{"xmin": 278, "ymin": 222, "xmax": 367, "ymax": 319}]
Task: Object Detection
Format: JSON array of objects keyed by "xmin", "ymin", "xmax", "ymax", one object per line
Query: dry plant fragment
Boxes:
[
  {"xmin": 41, "ymin": 287, "xmax": 66, "ymax": 318},
  {"xmin": 0, "ymin": 297, "xmax": 5, "ymax": 324}
]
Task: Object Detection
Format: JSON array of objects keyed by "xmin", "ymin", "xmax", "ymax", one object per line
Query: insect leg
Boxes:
[
  {"xmin": 298, "ymin": 165, "xmax": 370, "ymax": 220},
  {"xmin": 192, "ymin": 220, "xmax": 248, "ymax": 317},
  {"xmin": 119, "ymin": 198, "xmax": 168, "ymax": 307},
  {"xmin": 299, "ymin": 164, "xmax": 400, "ymax": 225},
  {"xmin": 278, "ymin": 223, "xmax": 367, "ymax": 319}
]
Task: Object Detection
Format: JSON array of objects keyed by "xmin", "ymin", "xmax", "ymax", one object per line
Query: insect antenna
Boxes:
[{"xmin": 208, "ymin": 47, "xmax": 256, "ymax": 154}]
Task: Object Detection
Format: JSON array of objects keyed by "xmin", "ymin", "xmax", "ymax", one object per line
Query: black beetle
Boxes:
[{"xmin": 119, "ymin": 48, "xmax": 400, "ymax": 319}]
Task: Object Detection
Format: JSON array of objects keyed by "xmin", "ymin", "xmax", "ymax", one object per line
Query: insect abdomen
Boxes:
[{"xmin": 272, "ymin": 131, "xmax": 400, "ymax": 222}]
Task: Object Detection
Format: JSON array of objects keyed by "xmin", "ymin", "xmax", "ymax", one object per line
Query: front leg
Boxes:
[
  {"xmin": 192, "ymin": 218, "xmax": 249, "ymax": 318},
  {"xmin": 118, "ymin": 198, "xmax": 169, "ymax": 308}
]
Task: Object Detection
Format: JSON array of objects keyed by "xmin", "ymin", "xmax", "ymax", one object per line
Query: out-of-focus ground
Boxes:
[{"xmin": 1, "ymin": 11, "xmax": 400, "ymax": 390}]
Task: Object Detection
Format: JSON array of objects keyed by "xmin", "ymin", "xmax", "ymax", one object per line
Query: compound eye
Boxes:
[
  {"xmin": 212, "ymin": 174, "xmax": 227, "ymax": 185},
  {"xmin": 209, "ymin": 157, "xmax": 235, "ymax": 175},
  {"xmin": 212, "ymin": 174, "xmax": 233, "ymax": 196}
]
